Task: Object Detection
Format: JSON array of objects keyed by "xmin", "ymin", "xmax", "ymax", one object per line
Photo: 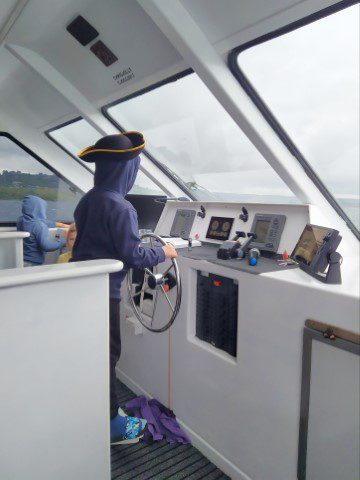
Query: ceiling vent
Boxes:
[{"xmin": 66, "ymin": 15, "xmax": 99, "ymax": 46}]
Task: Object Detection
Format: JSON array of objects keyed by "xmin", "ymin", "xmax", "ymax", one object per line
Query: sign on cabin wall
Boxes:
[{"xmin": 113, "ymin": 67, "xmax": 135, "ymax": 86}]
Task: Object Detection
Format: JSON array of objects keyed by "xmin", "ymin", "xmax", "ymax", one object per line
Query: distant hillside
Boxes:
[
  {"xmin": 0, "ymin": 170, "xmax": 58, "ymax": 188},
  {"xmin": 0, "ymin": 170, "xmax": 76, "ymax": 201}
]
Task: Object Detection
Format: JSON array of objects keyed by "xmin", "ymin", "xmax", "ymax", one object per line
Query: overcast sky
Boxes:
[
  {"xmin": 0, "ymin": 136, "xmax": 50, "ymax": 175},
  {"xmin": 1, "ymin": 4, "xmax": 358, "ymax": 204},
  {"xmin": 239, "ymin": 4, "xmax": 359, "ymax": 199}
]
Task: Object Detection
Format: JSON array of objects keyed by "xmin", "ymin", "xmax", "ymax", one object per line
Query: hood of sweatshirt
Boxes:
[
  {"xmin": 93, "ymin": 155, "xmax": 141, "ymax": 196},
  {"xmin": 19, "ymin": 195, "xmax": 47, "ymax": 225}
]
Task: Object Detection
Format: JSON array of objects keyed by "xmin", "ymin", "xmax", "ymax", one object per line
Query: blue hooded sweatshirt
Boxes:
[
  {"xmin": 17, "ymin": 195, "xmax": 66, "ymax": 265},
  {"xmin": 72, "ymin": 155, "xmax": 165, "ymax": 299}
]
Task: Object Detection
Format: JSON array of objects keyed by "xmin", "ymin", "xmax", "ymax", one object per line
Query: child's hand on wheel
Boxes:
[{"xmin": 162, "ymin": 243, "xmax": 178, "ymax": 259}]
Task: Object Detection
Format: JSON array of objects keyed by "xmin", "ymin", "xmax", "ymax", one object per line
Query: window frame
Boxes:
[
  {"xmin": 47, "ymin": 116, "xmax": 173, "ymax": 197},
  {"xmin": 45, "ymin": 117, "xmax": 94, "ymax": 174},
  {"xmin": 101, "ymin": 68, "xmax": 197, "ymax": 201},
  {"xmin": 228, "ymin": 0, "xmax": 359, "ymax": 239},
  {"xmin": 0, "ymin": 131, "xmax": 84, "ymax": 226}
]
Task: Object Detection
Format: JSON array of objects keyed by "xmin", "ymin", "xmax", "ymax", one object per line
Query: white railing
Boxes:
[
  {"xmin": 0, "ymin": 259, "xmax": 123, "ymax": 480},
  {"xmin": 0, "ymin": 231, "xmax": 29, "ymax": 269}
]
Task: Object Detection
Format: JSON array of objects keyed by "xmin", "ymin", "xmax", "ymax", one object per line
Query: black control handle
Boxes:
[
  {"xmin": 233, "ymin": 231, "xmax": 246, "ymax": 240},
  {"xmin": 237, "ymin": 232, "xmax": 257, "ymax": 258},
  {"xmin": 197, "ymin": 205, "xmax": 206, "ymax": 219},
  {"xmin": 239, "ymin": 207, "xmax": 248, "ymax": 223}
]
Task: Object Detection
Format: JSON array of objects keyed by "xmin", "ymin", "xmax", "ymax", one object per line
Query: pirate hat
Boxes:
[{"xmin": 78, "ymin": 131, "xmax": 145, "ymax": 162}]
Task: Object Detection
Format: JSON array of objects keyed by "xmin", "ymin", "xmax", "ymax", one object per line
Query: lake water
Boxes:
[
  {"xmin": 0, "ymin": 199, "xmax": 78, "ymax": 223},
  {"xmin": 0, "ymin": 197, "xmax": 358, "ymax": 229}
]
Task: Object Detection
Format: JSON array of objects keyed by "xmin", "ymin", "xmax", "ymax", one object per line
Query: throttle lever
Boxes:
[{"xmin": 237, "ymin": 232, "xmax": 257, "ymax": 259}]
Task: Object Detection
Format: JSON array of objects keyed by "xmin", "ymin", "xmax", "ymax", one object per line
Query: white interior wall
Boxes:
[{"xmin": 119, "ymin": 253, "xmax": 359, "ymax": 480}]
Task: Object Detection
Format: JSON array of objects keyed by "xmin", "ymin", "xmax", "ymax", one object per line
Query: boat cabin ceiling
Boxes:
[
  {"xmin": 0, "ymin": 0, "xmax": 358, "ymax": 209},
  {"xmin": 0, "ymin": 1, "xmax": 359, "ymax": 480}
]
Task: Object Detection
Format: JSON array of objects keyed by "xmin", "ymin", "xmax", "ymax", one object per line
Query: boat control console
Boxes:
[
  {"xmin": 128, "ymin": 200, "xmax": 343, "ymax": 337},
  {"xmin": 154, "ymin": 201, "xmax": 342, "ymax": 282},
  {"xmin": 161, "ymin": 204, "xmax": 294, "ymax": 275}
]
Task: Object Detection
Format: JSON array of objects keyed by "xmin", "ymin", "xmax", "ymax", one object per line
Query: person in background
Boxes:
[
  {"xmin": 72, "ymin": 132, "xmax": 177, "ymax": 445},
  {"xmin": 57, "ymin": 223, "xmax": 76, "ymax": 263},
  {"xmin": 17, "ymin": 195, "xmax": 68, "ymax": 266}
]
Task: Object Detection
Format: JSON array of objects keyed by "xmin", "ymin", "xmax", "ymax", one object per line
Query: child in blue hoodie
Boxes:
[
  {"xmin": 17, "ymin": 195, "xmax": 68, "ymax": 266},
  {"xmin": 72, "ymin": 132, "xmax": 177, "ymax": 444}
]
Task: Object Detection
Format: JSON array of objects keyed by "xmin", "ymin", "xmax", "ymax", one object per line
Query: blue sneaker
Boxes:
[{"xmin": 111, "ymin": 415, "xmax": 147, "ymax": 445}]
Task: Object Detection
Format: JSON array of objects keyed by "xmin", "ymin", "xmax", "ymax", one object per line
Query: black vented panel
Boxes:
[
  {"xmin": 66, "ymin": 16, "xmax": 99, "ymax": 46},
  {"xmin": 196, "ymin": 272, "xmax": 238, "ymax": 357}
]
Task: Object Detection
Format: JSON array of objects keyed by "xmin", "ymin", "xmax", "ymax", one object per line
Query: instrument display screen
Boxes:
[
  {"xmin": 206, "ymin": 216, "xmax": 234, "ymax": 241},
  {"xmin": 170, "ymin": 209, "xmax": 196, "ymax": 239},
  {"xmin": 250, "ymin": 213, "xmax": 286, "ymax": 253},
  {"xmin": 254, "ymin": 220, "xmax": 271, "ymax": 244},
  {"xmin": 291, "ymin": 225, "xmax": 333, "ymax": 266},
  {"xmin": 173, "ymin": 213, "xmax": 187, "ymax": 233}
]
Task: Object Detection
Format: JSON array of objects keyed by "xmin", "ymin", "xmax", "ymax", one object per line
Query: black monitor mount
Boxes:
[{"xmin": 300, "ymin": 250, "xmax": 342, "ymax": 284}]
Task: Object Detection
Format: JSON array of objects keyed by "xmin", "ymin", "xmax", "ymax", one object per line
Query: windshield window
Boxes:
[
  {"xmin": 48, "ymin": 119, "xmax": 100, "ymax": 170},
  {"xmin": 237, "ymin": 4, "xmax": 359, "ymax": 228},
  {"xmin": 47, "ymin": 119, "xmax": 166, "ymax": 196},
  {"xmin": 0, "ymin": 135, "xmax": 82, "ymax": 223},
  {"xmin": 106, "ymin": 73, "xmax": 298, "ymax": 204}
]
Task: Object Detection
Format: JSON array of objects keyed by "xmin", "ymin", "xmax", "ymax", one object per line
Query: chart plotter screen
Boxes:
[{"xmin": 291, "ymin": 225, "xmax": 333, "ymax": 266}]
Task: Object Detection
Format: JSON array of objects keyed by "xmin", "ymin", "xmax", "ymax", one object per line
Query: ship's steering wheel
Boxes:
[{"xmin": 127, "ymin": 233, "xmax": 182, "ymax": 332}]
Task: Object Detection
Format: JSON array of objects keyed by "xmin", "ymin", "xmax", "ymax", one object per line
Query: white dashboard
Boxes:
[{"xmin": 155, "ymin": 201, "xmax": 310, "ymax": 255}]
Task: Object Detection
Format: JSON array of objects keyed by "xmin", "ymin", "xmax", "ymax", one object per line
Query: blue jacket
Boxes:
[
  {"xmin": 72, "ymin": 155, "xmax": 165, "ymax": 299},
  {"xmin": 17, "ymin": 195, "xmax": 66, "ymax": 265}
]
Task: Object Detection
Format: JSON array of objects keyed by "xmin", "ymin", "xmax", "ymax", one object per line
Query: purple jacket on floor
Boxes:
[{"xmin": 125, "ymin": 395, "xmax": 191, "ymax": 444}]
